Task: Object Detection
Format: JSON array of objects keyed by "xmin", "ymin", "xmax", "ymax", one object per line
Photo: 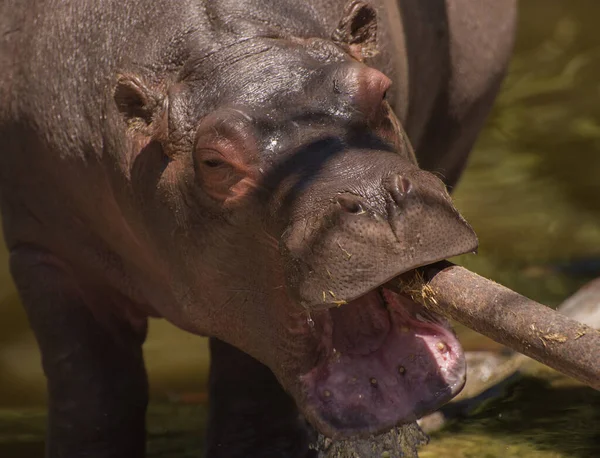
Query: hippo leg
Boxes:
[
  {"xmin": 10, "ymin": 247, "xmax": 148, "ymax": 458},
  {"xmin": 206, "ymin": 338, "xmax": 316, "ymax": 458},
  {"xmin": 407, "ymin": 0, "xmax": 518, "ymax": 190}
]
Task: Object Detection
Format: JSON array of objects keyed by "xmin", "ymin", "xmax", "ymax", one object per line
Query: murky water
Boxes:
[{"xmin": 2, "ymin": 0, "xmax": 600, "ymax": 456}]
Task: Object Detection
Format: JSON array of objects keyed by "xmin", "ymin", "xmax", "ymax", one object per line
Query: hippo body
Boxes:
[{"xmin": 0, "ymin": 1, "xmax": 516, "ymax": 457}]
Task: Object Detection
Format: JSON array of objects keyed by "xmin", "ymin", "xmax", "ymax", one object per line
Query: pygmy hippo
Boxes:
[{"xmin": 0, "ymin": 0, "xmax": 517, "ymax": 456}]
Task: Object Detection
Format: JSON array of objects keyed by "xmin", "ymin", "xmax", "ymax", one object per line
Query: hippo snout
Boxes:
[{"xmin": 279, "ymin": 150, "xmax": 478, "ymax": 309}]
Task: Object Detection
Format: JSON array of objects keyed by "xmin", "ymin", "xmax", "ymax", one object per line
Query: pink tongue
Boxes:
[{"xmin": 330, "ymin": 290, "xmax": 390, "ymax": 356}]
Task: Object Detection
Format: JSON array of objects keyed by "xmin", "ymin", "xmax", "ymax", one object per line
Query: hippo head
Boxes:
[{"xmin": 113, "ymin": 1, "xmax": 477, "ymax": 440}]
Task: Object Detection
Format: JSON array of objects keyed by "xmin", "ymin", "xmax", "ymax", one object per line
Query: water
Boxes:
[{"xmin": 2, "ymin": 0, "xmax": 600, "ymax": 456}]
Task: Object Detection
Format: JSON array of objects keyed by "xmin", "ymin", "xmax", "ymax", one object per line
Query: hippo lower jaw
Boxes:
[{"xmin": 298, "ymin": 281, "xmax": 466, "ymax": 440}]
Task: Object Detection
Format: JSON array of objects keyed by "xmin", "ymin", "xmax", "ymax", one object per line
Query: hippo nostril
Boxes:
[
  {"xmin": 336, "ymin": 195, "xmax": 365, "ymax": 214},
  {"xmin": 387, "ymin": 174, "xmax": 412, "ymax": 204}
]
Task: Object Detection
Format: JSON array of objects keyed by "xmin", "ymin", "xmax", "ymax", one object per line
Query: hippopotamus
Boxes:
[{"xmin": 0, "ymin": 0, "xmax": 517, "ymax": 456}]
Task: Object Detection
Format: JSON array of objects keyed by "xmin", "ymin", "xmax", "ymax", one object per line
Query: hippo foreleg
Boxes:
[
  {"xmin": 206, "ymin": 338, "xmax": 316, "ymax": 458},
  {"xmin": 10, "ymin": 246, "xmax": 148, "ymax": 458}
]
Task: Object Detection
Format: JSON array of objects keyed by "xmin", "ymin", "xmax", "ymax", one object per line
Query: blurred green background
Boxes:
[{"xmin": 2, "ymin": 0, "xmax": 600, "ymax": 456}]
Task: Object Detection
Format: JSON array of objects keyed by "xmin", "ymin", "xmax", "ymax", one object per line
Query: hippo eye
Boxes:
[
  {"xmin": 336, "ymin": 195, "xmax": 365, "ymax": 215},
  {"xmin": 203, "ymin": 158, "xmax": 225, "ymax": 168},
  {"xmin": 382, "ymin": 90, "xmax": 387, "ymax": 100}
]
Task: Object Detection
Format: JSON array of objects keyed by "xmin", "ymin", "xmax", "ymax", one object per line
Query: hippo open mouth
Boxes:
[
  {"xmin": 277, "ymin": 153, "xmax": 477, "ymax": 437},
  {"xmin": 300, "ymin": 277, "xmax": 465, "ymax": 439}
]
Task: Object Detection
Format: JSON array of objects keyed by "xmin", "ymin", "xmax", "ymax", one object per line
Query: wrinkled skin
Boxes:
[{"xmin": 0, "ymin": 0, "xmax": 516, "ymax": 457}]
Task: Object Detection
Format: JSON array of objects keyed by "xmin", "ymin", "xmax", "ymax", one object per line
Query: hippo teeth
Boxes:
[{"xmin": 299, "ymin": 281, "xmax": 466, "ymax": 439}]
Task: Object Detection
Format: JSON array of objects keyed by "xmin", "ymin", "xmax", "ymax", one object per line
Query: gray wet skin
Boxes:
[{"xmin": 0, "ymin": 0, "xmax": 516, "ymax": 457}]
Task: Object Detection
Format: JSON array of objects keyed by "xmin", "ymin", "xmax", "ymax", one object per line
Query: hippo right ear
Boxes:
[
  {"xmin": 113, "ymin": 74, "xmax": 163, "ymax": 132},
  {"xmin": 332, "ymin": 1, "xmax": 378, "ymax": 60}
]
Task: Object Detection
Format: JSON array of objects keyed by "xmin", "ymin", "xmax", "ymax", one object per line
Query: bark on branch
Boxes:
[{"xmin": 388, "ymin": 261, "xmax": 600, "ymax": 390}]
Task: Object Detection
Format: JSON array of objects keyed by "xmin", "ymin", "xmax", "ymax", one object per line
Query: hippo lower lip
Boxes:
[{"xmin": 299, "ymin": 280, "xmax": 466, "ymax": 439}]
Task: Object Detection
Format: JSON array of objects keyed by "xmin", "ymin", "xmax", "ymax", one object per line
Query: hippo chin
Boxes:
[{"xmin": 0, "ymin": 0, "xmax": 516, "ymax": 455}]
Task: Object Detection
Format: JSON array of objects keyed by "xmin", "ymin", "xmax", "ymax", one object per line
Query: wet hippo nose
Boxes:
[
  {"xmin": 386, "ymin": 174, "xmax": 413, "ymax": 204},
  {"xmin": 281, "ymin": 158, "xmax": 478, "ymax": 309}
]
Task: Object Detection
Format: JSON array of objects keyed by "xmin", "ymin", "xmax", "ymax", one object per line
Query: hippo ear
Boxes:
[
  {"xmin": 332, "ymin": 1, "xmax": 378, "ymax": 59},
  {"xmin": 113, "ymin": 74, "xmax": 163, "ymax": 131}
]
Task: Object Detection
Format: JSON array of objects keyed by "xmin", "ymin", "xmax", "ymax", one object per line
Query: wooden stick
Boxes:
[{"xmin": 390, "ymin": 261, "xmax": 600, "ymax": 390}]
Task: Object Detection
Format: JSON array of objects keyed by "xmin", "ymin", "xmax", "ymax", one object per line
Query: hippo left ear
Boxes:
[
  {"xmin": 332, "ymin": 1, "xmax": 378, "ymax": 60},
  {"xmin": 113, "ymin": 74, "xmax": 164, "ymax": 133}
]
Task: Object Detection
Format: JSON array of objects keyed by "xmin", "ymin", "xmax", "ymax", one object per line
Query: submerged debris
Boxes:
[{"xmin": 311, "ymin": 422, "xmax": 428, "ymax": 458}]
